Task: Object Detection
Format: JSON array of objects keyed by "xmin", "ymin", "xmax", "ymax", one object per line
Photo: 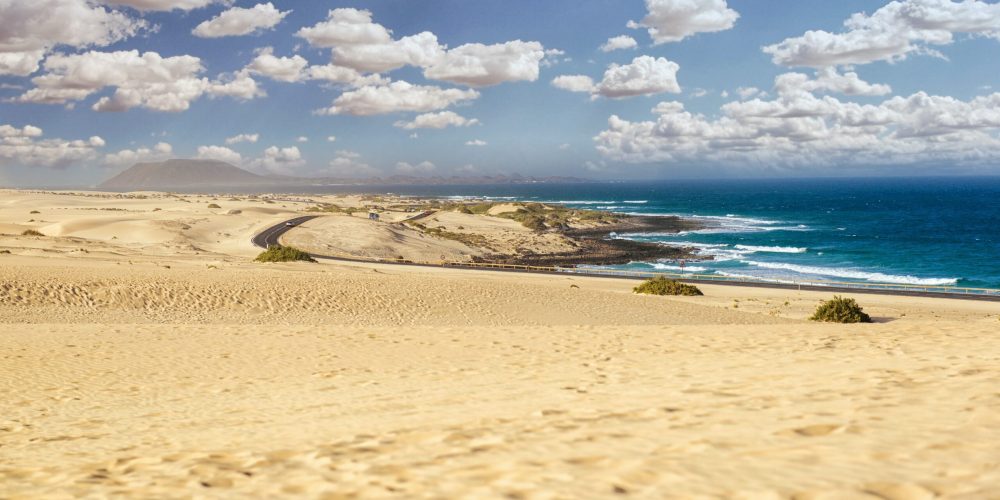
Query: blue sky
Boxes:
[{"xmin": 2, "ymin": 0, "xmax": 1000, "ymax": 186}]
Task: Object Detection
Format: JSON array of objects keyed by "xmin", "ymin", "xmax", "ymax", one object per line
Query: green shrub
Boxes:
[
  {"xmin": 21, "ymin": 229, "xmax": 44, "ymax": 237},
  {"xmin": 254, "ymin": 245, "xmax": 316, "ymax": 263},
  {"xmin": 810, "ymin": 296, "xmax": 872, "ymax": 323},
  {"xmin": 207, "ymin": 203, "xmax": 221, "ymax": 209},
  {"xmin": 633, "ymin": 276, "xmax": 703, "ymax": 296},
  {"xmin": 29, "ymin": 210, "xmax": 40, "ymax": 214}
]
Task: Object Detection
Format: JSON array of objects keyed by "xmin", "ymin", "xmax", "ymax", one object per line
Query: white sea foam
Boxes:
[
  {"xmin": 734, "ymin": 245, "xmax": 807, "ymax": 254},
  {"xmin": 650, "ymin": 263, "xmax": 708, "ymax": 272},
  {"xmin": 716, "ymin": 271, "xmax": 799, "ymax": 285},
  {"xmin": 623, "ymin": 200, "xmax": 648, "ymax": 204},
  {"xmin": 741, "ymin": 260, "xmax": 958, "ymax": 286},
  {"xmin": 540, "ymin": 200, "xmax": 616, "ymax": 205}
]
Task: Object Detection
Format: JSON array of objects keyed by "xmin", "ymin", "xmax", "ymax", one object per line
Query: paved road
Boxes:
[
  {"xmin": 251, "ymin": 215, "xmax": 320, "ymax": 248},
  {"xmin": 252, "ymin": 216, "xmax": 1000, "ymax": 302}
]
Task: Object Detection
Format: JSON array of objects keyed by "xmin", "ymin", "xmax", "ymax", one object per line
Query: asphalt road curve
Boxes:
[
  {"xmin": 251, "ymin": 216, "xmax": 319, "ymax": 249},
  {"xmin": 251, "ymin": 216, "xmax": 1000, "ymax": 302}
]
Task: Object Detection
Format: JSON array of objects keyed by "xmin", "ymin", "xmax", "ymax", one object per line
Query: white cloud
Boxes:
[
  {"xmin": 465, "ymin": 139, "xmax": 487, "ymax": 146},
  {"xmin": 15, "ymin": 50, "xmax": 263, "ymax": 112},
  {"xmin": 763, "ymin": 0, "xmax": 1000, "ymax": 68},
  {"xmin": 324, "ymin": 149, "xmax": 380, "ymax": 178},
  {"xmin": 737, "ymin": 86, "xmax": 763, "ymax": 100},
  {"xmin": 0, "ymin": 0, "xmax": 147, "ymax": 76},
  {"xmin": 629, "ymin": 0, "xmax": 739, "ymax": 44},
  {"xmin": 1, "ymin": 123, "xmax": 105, "ymax": 167},
  {"xmin": 596, "ymin": 56, "xmax": 681, "ymax": 98},
  {"xmin": 305, "ymin": 64, "xmax": 389, "ymax": 87},
  {"xmin": 775, "ymin": 68, "xmax": 892, "ymax": 97},
  {"xmin": 295, "ymin": 8, "xmax": 394, "ymax": 47},
  {"xmin": 196, "ymin": 145, "xmax": 242, "ymax": 164},
  {"xmin": 594, "ymin": 83, "xmax": 1000, "ymax": 168},
  {"xmin": 690, "ymin": 88, "xmax": 709, "ymax": 98},
  {"xmin": 317, "ymin": 80, "xmax": 479, "ymax": 116},
  {"xmin": 225, "ymin": 133, "xmax": 259, "ymax": 145},
  {"xmin": 326, "ymin": 136, "xmax": 337, "ymax": 142},
  {"xmin": 247, "ymin": 145, "xmax": 304, "ymax": 175},
  {"xmin": 393, "ymin": 111, "xmax": 479, "ymax": 130},
  {"xmin": 105, "ymin": 142, "xmax": 173, "ymax": 166},
  {"xmin": 551, "ymin": 75, "xmax": 596, "ymax": 93},
  {"xmin": 245, "ymin": 48, "xmax": 309, "ymax": 82},
  {"xmin": 297, "ymin": 136, "xmax": 309, "ymax": 143},
  {"xmin": 554, "ymin": 56, "xmax": 681, "ymax": 99},
  {"xmin": 423, "ymin": 41, "xmax": 546, "ymax": 87},
  {"xmin": 101, "ymin": 0, "xmax": 226, "ymax": 11},
  {"xmin": 601, "ymin": 35, "xmax": 638, "ymax": 52},
  {"xmin": 192, "ymin": 3, "xmax": 290, "ymax": 38},
  {"xmin": 296, "ymin": 8, "xmax": 547, "ymax": 87},
  {"xmin": 395, "ymin": 160, "xmax": 436, "ymax": 175}
]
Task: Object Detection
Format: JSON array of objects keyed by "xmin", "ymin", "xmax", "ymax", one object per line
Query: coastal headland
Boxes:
[{"xmin": 2, "ymin": 188, "xmax": 999, "ymax": 498}]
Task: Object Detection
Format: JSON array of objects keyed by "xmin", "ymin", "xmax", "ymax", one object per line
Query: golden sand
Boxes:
[{"xmin": 1, "ymin": 190, "xmax": 998, "ymax": 498}]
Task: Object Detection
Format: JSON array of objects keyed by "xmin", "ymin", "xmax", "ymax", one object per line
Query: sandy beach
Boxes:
[{"xmin": 2, "ymin": 190, "xmax": 999, "ymax": 498}]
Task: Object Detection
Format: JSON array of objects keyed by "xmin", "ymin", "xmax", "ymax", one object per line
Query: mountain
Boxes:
[
  {"xmin": 99, "ymin": 158, "xmax": 594, "ymax": 191},
  {"xmin": 99, "ymin": 159, "xmax": 269, "ymax": 190}
]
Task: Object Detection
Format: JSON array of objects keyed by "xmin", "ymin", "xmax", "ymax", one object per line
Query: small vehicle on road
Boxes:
[{"xmin": 285, "ymin": 221, "xmax": 297, "ymax": 227}]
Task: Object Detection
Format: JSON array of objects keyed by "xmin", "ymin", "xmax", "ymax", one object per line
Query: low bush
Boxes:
[
  {"xmin": 633, "ymin": 276, "xmax": 703, "ymax": 296},
  {"xmin": 207, "ymin": 203, "xmax": 221, "ymax": 209},
  {"xmin": 810, "ymin": 296, "xmax": 872, "ymax": 323},
  {"xmin": 254, "ymin": 245, "xmax": 316, "ymax": 263},
  {"xmin": 21, "ymin": 229, "xmax": 44, "ymax": 237},
  {"xmin": 29, "ymin": 210, "xmax": 40, "ymax": 214}
]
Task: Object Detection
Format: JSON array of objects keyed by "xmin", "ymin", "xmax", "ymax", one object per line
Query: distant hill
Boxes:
[
  {"xmin": 99, "ymin": 158, "xmax": 594, "ymax": 191},
  {"xmin": 99, "ymin": 159, "xmax": 269, "ymax": 190}
]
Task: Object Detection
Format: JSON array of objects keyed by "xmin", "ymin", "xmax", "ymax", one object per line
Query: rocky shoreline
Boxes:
[{"xmin": 477, "ymin": 214, "xmax": 706, "ymax": 267}]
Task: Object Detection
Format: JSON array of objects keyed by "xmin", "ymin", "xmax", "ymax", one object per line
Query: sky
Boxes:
[{"xmin": 1, "ymin": 0, "xmax": 1000, "ymax": 186}]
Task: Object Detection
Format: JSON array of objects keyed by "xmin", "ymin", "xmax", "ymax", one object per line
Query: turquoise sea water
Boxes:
[{"xmin": 302, "ymin": 177, "xmax": 1000, "ymax": 289}]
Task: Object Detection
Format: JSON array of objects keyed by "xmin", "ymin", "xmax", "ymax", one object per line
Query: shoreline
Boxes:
[{"xmin": 256, "ymin": 217, "xmax": 1000, "ymax": 301}]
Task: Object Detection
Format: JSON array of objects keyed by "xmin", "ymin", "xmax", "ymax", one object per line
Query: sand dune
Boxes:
[
  {"xmin": 2, "ymin": 322, "xmax": 998, "ymax": 498},
  {"xmin": 1, "ymin": 189, "xmax": 999, "ymax": 497}
]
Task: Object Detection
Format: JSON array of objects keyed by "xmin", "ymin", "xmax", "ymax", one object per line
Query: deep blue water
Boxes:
[{"xmin": 294, "ymin": 177, "xmax": 1000, "ymax": 289}]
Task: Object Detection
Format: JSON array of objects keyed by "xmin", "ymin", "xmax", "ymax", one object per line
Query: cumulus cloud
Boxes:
[
  {"xmin": 101, "ymin": 0, "xmax": 226, "ymax": 11},
  {"xmin": 0, "ymin": 0, "xmax": 147, "ymax": 76},
  {"xmin": 196, "ymin": 145, "xmax": 242, "ymax": 164},
  {"xmin": 325, "ymin": 149, "xmax": 380, "ymax": 178},
  {"xmin": 317, "ymin": 81, "xmax": 479, "ymax": 116},
  {"xmin": 393, "ymin": 111, "xmax": 479, "ymax": 130},
  {"xmin": 465, "ymin": 139, "xmax": 487, "ymax": 146},
  {"xmin": 423, "ymin": 41, "xmax": 546, "ymax": 87},
  {"xmin": 763, "ymin": 0, "xmax": 1000, "ymax": 68},
  {"xmin": 552, "ymin": 75, "xmax": 596, "ymax": 93},
  {"xmin": 105, "ymin": 142, "xmax": 173, "ymax": 166},
  {"xmin": 775, "ymin": 68, "xmax": 892, "ymax": 97},
  {"xmin": 192, "ymin": 3, "xmax": 290, "ymax": 38},
  {"xmin": 628, "ymin": 0, "xmax": 739, "ymax": 44},
  {"xmin": 553, "ymin": 56, "xmax": 681, "ymax": 99},
  {"xmin": 594, "ymin": 82, "xmax": 1000, "ymax": 167},
  {"xmin": 15, "ymin": 50, "xmax": 263, "ymax": 112},
  {"xmin": 601, "ymin": 35, "xmax": 638, "ymax": 52},
  {"xmin": 395, "ymin": 160, "xmax": 436, "ymax": 175},
  {"xmin": 326, "ymin": 136, "xmax": 337, "ymax": 142},
  {"xmin": 245, "ymin": 47, "xmax": 309, "ymax": 82},
  {"xmin": 0, "ymin": 123, "xmax": 105, "ymax": 167},
  {"xmin": 247, "ymin": 145, "xmax": 304, "ymax": 175},
  {"xmin": 296, "ymin": 8, "xmax": 546, "ymax": 86},
  {"xmin": 225, "ymin": 133, "xmax": 259, "ymax": 145}
]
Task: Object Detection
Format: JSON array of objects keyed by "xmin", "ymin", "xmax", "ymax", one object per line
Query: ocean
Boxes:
[{"xmin": 295, "ymin": 176, "xmax": 1000, "ymax": 290}]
